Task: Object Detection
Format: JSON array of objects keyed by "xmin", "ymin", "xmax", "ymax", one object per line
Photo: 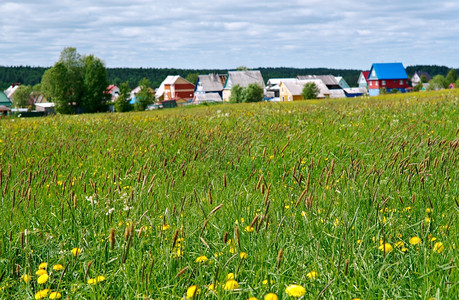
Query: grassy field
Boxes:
[{"xmin": 0, "ymin": 90, "xmax": 457, "ymax": 299}]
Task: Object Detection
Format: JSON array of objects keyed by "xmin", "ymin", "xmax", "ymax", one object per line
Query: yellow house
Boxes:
[{"xmin": 279, "ymin": 79, "xmax": 330, "ymax": 101}]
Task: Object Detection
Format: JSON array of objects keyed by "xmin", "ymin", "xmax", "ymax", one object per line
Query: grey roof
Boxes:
[
  {"xmin": 225, "ymin": 71, "xmax": 265, "ymax": 89},
  {"xmin": 413, "ymin": 71, "xmax": 432, "ymax": 82},
  {"xmin": 194, "ymin": 93, "xmax": 222, "ymax": 103},
  {"xmin": 282, "ymin": 79, "xmax": 330, "ymax": 98},
  {"xmin": 297, "ymin": 75, "xmax": 340, "ymax": 86},
  {"xmin": 197, "ymin": 74, "xmax": 224, "ymax": 92}
]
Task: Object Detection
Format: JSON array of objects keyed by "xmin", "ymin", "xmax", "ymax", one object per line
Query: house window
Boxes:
[
  {"xmin": 382, "ymin": 80, "xmax": 386, "ymax": 86},
  {"xmin": 370, "ymin": 81, "xmax": 372, "ymax": 86},
  {"xmin": 288, "ymin": 95, "xmax": 291, "ymax": 101},
  {"xmin": 399, "ymin": 80, "xmax": 404, "ymax": 85},
  {"xmin": 371, "ymin": 70, "xmax": 376, "ymax": 77}
]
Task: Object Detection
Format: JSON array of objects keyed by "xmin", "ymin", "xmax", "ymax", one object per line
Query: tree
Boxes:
[
  {"xmin": 446, "ymin": 69, "xmax": 457, "ymax": 84},
  {"xmin": 413, "ymin": 82, "xmax": 423, "ymax": 92},
  {"xmin": 82, "ymin": 55, "xmax": 110, "ymax": 113},
  {"xmin": 12, "ymin": 85, "xmax": 32, "ymax": 108},
  {"xmin": 185, "ymin": 73, "xmax": 199, "ymax": 85},
  {"xmin": 41, "ymin": 47, "xmax": 109, "ymax": 114},
  {"xmin": 115, "ymin": 82, "xmax": 132, "ymax": 112},
  {"xmin": 58, "ymin": 47, "xmax": 84, "ymax": 108},
  {"xmin": 134, "ymin": 78, "xmax": 154, "ymax": 111},
  {"xmin": 455, "ymin": 79, "xmax": 459, "ymax": 89},
  {"xmin": 420, "ymin": 75, "xmax": 428, "ymax": 83},
  {"xmin": 302, "ymin": 82, "xmax": 320, "ymax": 99},
  {"xmin": 236, "ymin": 66, "xmax": 249, "ymax": 71},
  {"xmin": 428, "ymin": 75, "xmax": 448, "ymax": 90},
  {"xmin": 41, "ymin": 62, "xmax": 75, "ymax": 114},
  {"xmin": 244, "ymin": 83, "xmax": 264, "ymax": 102},
  {"xmin": 229, "ymin": 84, "xmax": 245, "ymax": 103}
]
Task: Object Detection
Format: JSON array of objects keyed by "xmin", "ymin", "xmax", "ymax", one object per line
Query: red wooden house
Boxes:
[
  {"xmin": 368, "ymin": 63, "xmax": 410, "ymax": 96},
  {"xmin": 156, "ymin": 76, "xmax": 195, "ymax": 101}
]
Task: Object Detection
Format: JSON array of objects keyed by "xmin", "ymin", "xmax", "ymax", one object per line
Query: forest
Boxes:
[{"xmin": 1, "ymin": 65, "xmax": 457, "ymax": 90}]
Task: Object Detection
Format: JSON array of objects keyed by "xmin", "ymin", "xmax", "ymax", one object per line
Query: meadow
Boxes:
[{"xmin": 0, "ymin": 90, "xmax": 457, "ymax": 299}]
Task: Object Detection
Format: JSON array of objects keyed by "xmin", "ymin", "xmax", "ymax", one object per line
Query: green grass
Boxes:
[{"xmin": 0, "ymin": 90, "xmax": 458, "ymax": 299}]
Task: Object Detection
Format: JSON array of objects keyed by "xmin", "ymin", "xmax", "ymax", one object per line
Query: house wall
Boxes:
[
  {"xmin": 279, "ymin": 85, "xmax": 304, "ymax": 102},
  {"xmin": 223, "ymin": 89, "xmax": 232, "ymax": 102}
]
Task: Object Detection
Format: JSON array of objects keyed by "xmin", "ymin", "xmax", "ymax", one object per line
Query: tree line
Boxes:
[{"xmin": 4, "ymin": 64, "xmax": 458, "ymax": 92}]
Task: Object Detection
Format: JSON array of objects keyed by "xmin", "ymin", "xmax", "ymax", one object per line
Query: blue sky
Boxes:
[{"xmin": 1, "ymin": 0, "xmax": 458, "ymax": 69}]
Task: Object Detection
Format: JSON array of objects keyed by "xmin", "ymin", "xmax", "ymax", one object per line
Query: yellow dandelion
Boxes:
[
  {"xmin": 49, "ymin": 291, "xmax": 62, "ymax": 299},
  {"xmin": 161, "ymin": 224, "xmax": 170, "ymax": 230},
  {"xmin": 21, "ymin": 274, "xmax": 32, "ymax": 283},
  {"xmin": 196, "ymin": 256, "xmax": 208, "ymax": 263},
  {"xmin": 226, "ymin": 273, "xmax": 235, "ymax": 280},
  {"xmin": 285, "ymin": 284, "xmax": 306, "ymax": 297},
  {"xmin": 248, "ymin": 297, "xmax": 258, "ymax": 300},
  {"xmin": 425, "ymin": 208, "xmax": 432, "ymax": 213},
  {"xmin": 378, "ymin": 243, "xmax": 393, "ymax": 254},
  {"xmin": 356, "ymin": 239, "xmax": 362, "ymax": 245},
  {"xmin": 207, "ymin": 283, "xmax": 216, "ymax": 291},
  {"xmin": 433, "ymin": 242, "xmax": 445, "ymax": 253},
  {"xmin": 36, "ymin": 269, "xmax": 47, "ymax": 276},
  {"xmin": 71, "ymin": 247, "xmax": 81, "ymax": 256},
  {"xmin": 262, "ymin": 279, "xmax": 274, "ymax": 285},
  {"xmin": 224, "ymin": 279, "xmax": 239, "ymax": 290},
  {"xmin": 37, "ymin": 274, "xmax": 49, "ymax": 284},
  {"xmin": 39, "ymin": 262, "xmax": 48, "ymax": 269},
  {"xmin": 35, "ymin": 289, "xmax": 49, "ymax": 299},
  {"xmin": 186, "ymin": 285, "xmax": 201, "ymax": 299},
  {"xmin": 394, "ymin": 241, "xmax": 404, "ymax": 248},
  {"xmin": 301, "ymin": 211, "xmax": 307, "ymax": 217},
  {"xmin": 409, "ymin": 237, "xmax": 421, "ymax": 245},
  {"xmin": 401, "ymin": 247, "xmax": 408, "ymax": 253},
  {"xmin": 307, "ymin": 271, "xmax": 318, "ymax": 280},
  {"xmin": 52, "ymin": 264, "xmax": 64, "ymax": 271},
  {"xmin": 240, "ymin": 252, "xmax": 248, "ymax": 259},
  {"xmin": 425, "ymin": 217, "xmax": 431, "ymax": 223},
  {"xmin": 245, "ymin": 226, "xmax": 254, "ymax": 232},
  {"xmin": 264, "ymin": 293, "xmax": 279, "ymax": 300}
]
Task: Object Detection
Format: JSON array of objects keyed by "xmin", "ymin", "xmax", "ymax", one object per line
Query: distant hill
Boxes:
[{"xmin": 1, "ymin": 65, "xmax": 457, "ymax": 90}]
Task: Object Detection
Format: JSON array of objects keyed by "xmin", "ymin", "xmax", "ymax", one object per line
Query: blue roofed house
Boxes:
[{"xmin": 367, "ymin": 63, "xmax": 410, "ymax": 96}]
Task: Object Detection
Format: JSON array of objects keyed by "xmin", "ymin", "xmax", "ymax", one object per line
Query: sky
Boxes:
[{"xmin": 1, "ymin": 0, "xmax": 458, "ymax": 70}]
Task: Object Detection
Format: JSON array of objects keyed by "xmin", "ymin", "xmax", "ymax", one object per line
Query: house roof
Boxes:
[
  {"xmin": 225, "ymin": 71, "xmax": 265, "ymax": 89},
  {"xmin": 360, "ymin": 71, "xmax": 370, "ymax": 83},
  {"xmin": 194, "ymin": 93, "xmax": 222, "ymax": 103},
  {"xmin": 413, "ymin": 71, "xmax": 432, "ymax": 82},
  {"xmin": 0, "ymin": 105, "xmax": 11, "ymax": 112},
  {"xmin": 197, "ymin": 74, "xmax": 224, "ymax": 92},
  {"xmin": 0, "ymin": 91, "xmax": 11, "ymax": 104},
  {"xmin": 297, "ymin": 75, "xmax": 339, "ymax": 87},
  {"xmin": 282, "ymin": 79, "xmax": 330, "ymax": 98},
  {"xmin": 106, "ymin": 85, "xmax": 119, "ymax": 93},
  {"xmin": 4, "ymin": 85, "xmax": 20, "ymax": 98},
  {"xmin": 35, "ymin": 102, "xmax": 55, "ymax": 108},
  {"xmin": 369, "ymin": 63, "xmax": 408, "ymax": 80}
]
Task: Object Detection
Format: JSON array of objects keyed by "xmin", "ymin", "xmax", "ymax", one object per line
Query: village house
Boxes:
[
  {"xmin": 335, "ymin": 76, "xmax": 350, "ymax": 89},
  {"xmin": 367, "ymin": 63, "xmax": 410, "ymax": 96},
  {"xmin": 266, "ymin": 78, "xmax": 294, "ymax": 101},
  {"xmin": 297, "ymin": 75, "xmax": 346, "ymax": 98},
  {"xmin": 155, "ymin": 75, "xmax": 195, "ymax": 102},
  {"xmin": 358, "ymin": 71, "xmax": 370, "ymax": 89},
  {"xmin": 106, "ymin": 85, "xmax": 120, "ymax": 101},
  {"xmin": 279, "ymin": 79, "xmax": 330, "ymax": 101},
  {"xmin": 411, "ymin": 71, "xmax": 431, "ymax": 87},
  {"xmin": 194, "ymin": 74, "xmax": 227, "ymax": 98},
  {"xmin": 222, "ymin": 70, "xmax": 265, "ymax": 101}
]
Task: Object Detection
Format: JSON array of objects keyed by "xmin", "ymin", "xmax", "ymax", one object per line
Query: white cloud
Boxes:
[{"xmin": 0, "ymin": 0, "xmax": 458, "ymax": 69}]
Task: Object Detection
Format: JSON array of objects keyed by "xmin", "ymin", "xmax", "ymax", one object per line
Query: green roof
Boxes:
[{"xmin": 0, "ymin": 91, "xmax": 12, "ymax": 107}]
